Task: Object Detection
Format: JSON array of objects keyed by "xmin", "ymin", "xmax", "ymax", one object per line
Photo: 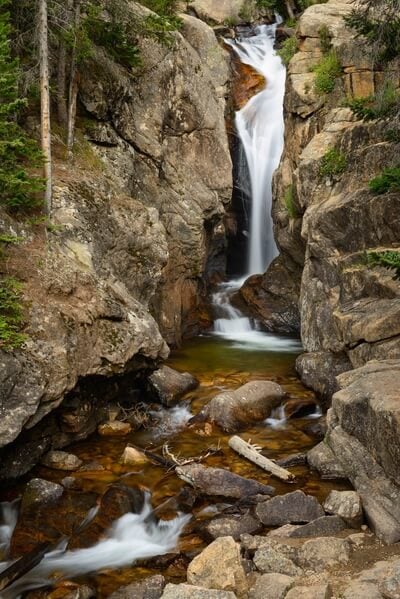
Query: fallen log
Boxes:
[
  {"xmin": 0, "ymin": 542, "xmax": 53, "ymax": 592},
  {"xmin": 228, "ymin": 436, "xmax": 295, "ymax": 482}
]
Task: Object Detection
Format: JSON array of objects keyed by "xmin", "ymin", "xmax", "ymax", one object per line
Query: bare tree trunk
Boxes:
[
  {"xmin": 57, "ymin": 39, "xmax": 68, "ymax": 126},
  {"xmin": 38, "ymin": 0, "xmax": 52, "ymax": 214},
  {"xmin": 67, "ymin": 0, "xmax": 81, "ymax": 158},
  {"xmin": 285, "ymin": 0, "xmax": 295, "ymax": 20}
]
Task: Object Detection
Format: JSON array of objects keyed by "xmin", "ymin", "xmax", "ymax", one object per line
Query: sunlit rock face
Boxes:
[{"xmin": 0, "ymin": 1, "xmax": 233, "ymax": 457}]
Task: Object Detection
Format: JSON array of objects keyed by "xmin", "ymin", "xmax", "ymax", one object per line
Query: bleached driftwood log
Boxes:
[{"xmin": 229, "ymin": 436, "xmax": 295, "ymax": 482}]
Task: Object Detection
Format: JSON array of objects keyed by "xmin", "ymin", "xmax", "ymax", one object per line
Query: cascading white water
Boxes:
[
  {"xmin": 0, "ymin": 496, "xmax": 190, "ymax": 598},
  {"xmin": 228, "ymin": 21, "xmax": 286, "ymax": 276},
  {"xmin": 212, "ymin": 22, "xmax": 291, "ymax": 348}
]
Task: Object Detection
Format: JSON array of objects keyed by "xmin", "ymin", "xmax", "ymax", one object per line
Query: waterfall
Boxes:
[
  {"xmin": 228, "ymin": 21, "xmax": 286, "ymax": 276},
  {"xmin": 212, "ymin": 21, "xmax": 289, "ymax": 347}
]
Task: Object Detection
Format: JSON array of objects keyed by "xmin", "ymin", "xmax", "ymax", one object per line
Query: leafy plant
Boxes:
[
  {"xmin": 277, "ymin": 36, "xmax": 298, "ymax": 65},
  {"xmin": 318, "ymin": 24, "xmax": 332, "ymax": 53},
  {"xmin": 369, "ymin": 167, "xmax": 400, "ymax": 194},
  {"xmin": 346, "ymin": 81, "xmax": 399, "ymax": 121},
  {"xmin": 143, "ymin": 13, "xmax": 182, "ymax": 46},
  {"xmin": 384, "ymin": 128, "xmax": 400, "ymax": 143},
  {"xmin": 312, "ymin": 50, "xmax": 342, "ymax": 94},
  {"xmin": 0, "ymin": 277, "xmax": 26, "ymax": 350},
  {"xmin": 366, "ymin": 251, "xmax": 400, "ymax": 280},
  {"xmin": 319, "ymin": 148, "xmax": 347, "ymax": 177}
]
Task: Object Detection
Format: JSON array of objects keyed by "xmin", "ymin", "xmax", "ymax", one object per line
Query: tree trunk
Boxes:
[
  {"xmin": 57, "ymin": 40, "xmax": 68, "ymax": 126},
  {"xmin": 285, "ymin": 0, "xmax": 295, "ymax": 20},
  {"xmin": 67, "ymin": 0, "xmax": 81, "ymax": 158},
  {"xmin": 38, "ymin": 0, "xmax": 52, "ymax": 214}
]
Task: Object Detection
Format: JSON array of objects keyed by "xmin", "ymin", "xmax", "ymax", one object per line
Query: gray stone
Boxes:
[
  {"xmin": 297, "ymin": 537, "xmax": 351, "ymax": 572},
  {"xmin": 328, "ymin": 426, "xmax": 400, "ymax": 544},
  {"xmin": 204, "ymin": 513, "xmax": 262, "ymax": 541},
  {"xmin": 307, "ymin": 442, "xmax": 346, "ymax": 480},
  {"xmin": 256, "ymin": 491, "xmax": 324, "ymax": 526},
  {"xmin": 161, "ymin": 585, "xmax": 236, "ymax": 599},
  {"xmin": 109, "ymin": 575, "xmax": 165, "ymax": 599},
  {"xmin": 380, "ymin": 570, "xmax": 400, "ymax": 599},
  {"xmin": 323, "ymin": 490, "xmax": 363, "ymax": 528},
  {"xmin": 148, "ymin": 365, "xmax": 198, "ymax": 406},
  {"xmin": 342, "ymin": 582, "xmax": 383, "ymax": 599},
  {"xmin": 40, "ymin": 450, "xmax": 83, "ymax": 471},
  {"xmin": 196, "ymin": 380, "xmax": 285, "ymax": 433},
  {"xmin": 288, "ymin": 515, "xmax": 347, "ymax": 538},
  {"xmin": 21, "ymin": 478, "xmax": 63, "ymax": 511},
  {"xmin": 249, "ymin": 573, "xmax": 295, "ymax": 599},
  {"xmin": 296, "ymin": 351, "xmax": 351, "ymax": 403},
  {"xmin": 285, "ymin": 584, "xmax": 332, "ymax": 599},
  {"xmin": 253, "ymin": 546, "xmax": 302, "ymax": 577},
  {"xmin": 187, "ymin": 536, "xmax": 247, "ymax": 596}
]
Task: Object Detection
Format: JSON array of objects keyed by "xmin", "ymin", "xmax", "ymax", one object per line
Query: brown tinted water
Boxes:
[{"xmin": 0, "ymin": 335, "xmax": 350, "ymax": 597}]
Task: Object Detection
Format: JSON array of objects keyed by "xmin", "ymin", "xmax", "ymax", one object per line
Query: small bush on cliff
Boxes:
[
  {"xmin": 366, "ymin": 251, "xmax": 400, "ymax": 280},
  {"xmin": 346, "ymin": 81, "xmax": 399, "ymax": 121},
  {"xmin": 0, "ymin": 277, "xmax": 26, "ymax": 350},
  {"xmin": 283, "ymin": 185, "xmax": 298, "ymax": 218},
  {"xmin": 312, "ymin": 50, "xmax": 342, "ymax": 94},
  {"xmin": 319, "ymin": 148, "xmax": 347, "ymax": 178},
  {"xmin": 277, "ymin": 36, "xmax": 298, "ymax": 66},
  {"xmin": 369, "ymin": 167, "xmax": 400, "ymax": 194}
]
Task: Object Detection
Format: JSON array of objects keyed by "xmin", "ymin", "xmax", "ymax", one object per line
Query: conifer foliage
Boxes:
[{"xmin": 0, "ymin": 0, "xmax": 43, "ymax": 210}]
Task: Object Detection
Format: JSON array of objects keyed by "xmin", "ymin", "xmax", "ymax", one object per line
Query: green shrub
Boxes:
[
  {"xmin": 139, "ymin": 0, "xmax": 178, "ymax": 15},
  {"xmin": 319, "ymin": 148, "xmax": 347, "ymax": 178},
  {"xmin": 143, "ymin": 13, "xmax": 182, "ymax": 47},
  {"xmin": 346, "ymin": 81, "xmax": 399, "ymax": 120},
  {"xmin": 366, "ymin": 250, "xmax": 400, "ymax": 279},
  {"xmin": 283, "ymin": 185, "xmax": 298, "ymax": 218},
  {"xmin": 384, "ymin": 129, "xmax": 400, "ymax": 143},
  {"xmin": 277, "ymin": 36, "xmax": 298, "ymax": 66},
  {"xmin": 312, "ymin": 50, "xmax": 342, "ymax": 94},
  {"xmin": 0, "ymin": 277, "xmax": 26, "ymax": 350},
  {"xmin": 318, "ymin": 25, "xmax": 332, "ymax": 53},
  {"xmin": 369, "ymin": 167, "xmax": 400, "ymax": 194}
]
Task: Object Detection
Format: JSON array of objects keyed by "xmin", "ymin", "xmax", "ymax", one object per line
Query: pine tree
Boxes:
[{"xmin": 0, "ymin": 0, "xmax": 43, "ymax": 210}]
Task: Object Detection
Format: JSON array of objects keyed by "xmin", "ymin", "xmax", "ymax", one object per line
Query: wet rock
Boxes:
[
  {"xmin": 276, "ymin": 454, "xmax": 307, "ymax": 469},
  {"xmin": 161, "ymin": 584, "xmax": 236, "ymax": 598},
  {"xmin": 284, "ymin": 398, "xmax": 319, "ymax": 419},
  {"xmin": 21, "ymin": 478, "xmax": 64, "ymax": 511},
  {"xmin": 187, "ymin": 536, "xmax": 247, "ymax": 596},
  {"xmin": 120, "ymin": 446, "xmax": 148, "ymax": 465},
  {"xmin": 327, "ymin": 426, "xmax": 400, "ymax": 544},
  {"xmin": 203, "ymin": 512, "xmax": 262, "ymax": 541},
  {"xmin": 176, "ymin": 463, "xmax": 274, "ymax": 499},
  {"xmin": 68, "ymin": 484, "xmax": 145, "ymax": 549},
  {"xmin": 342, "ymin": 582, "xmax": 383, "ymax": 599},
  {"xmin": 323, "ymin": 490, "xmax": 363, "ymax": 528},
  {"xmin": 79, "ymin": 461, "xmax": 105, "ymax": 472},
  {"xmin": 98, "ymin": 421, "xmax": 131, "ymax": 436},
  {"xmin": 194, "ymin": 381, "xmax": 285, "ymax": 433},
  {"xmin": 285, "ymin": 585, "xmax": 332, "ymax": 599},
  {"xmin": 288, "ymin": 515, "xmax": 347, "ymax": 538},
  {"xmin": 297, "ymin": 537, "xmax": 351, "ymax": 572},
  {"xmin": 253, "ymin": 544, "xmax": 302, "ymax": 577},
  {"xmin": 109, "ymin": 575, "xmax": 166, "ymax": 599},
  {"xmin": 40, "ymin": 450, "xmax": 83, "ymax": 471},
  {"xmin": 307, "ymin": 442, "xmax": 346, "ymax": 480},
  {"xmin": 249, "ymin": 573, "xmax": 295, "ymax": 599},
  {"xmin": 147, "ymin": 365, "xmax": 198, "ymax": 407},
  {"xmin": 255, "ymin": 491, "xmax": 324, "ymax": 526},
  {"xmin": 25, "ymin": 584, "xmax": 96, "ymax": 599},
  {"xmin": 296, "ymin": 352, "xmax": 351, "ymax": 404}
]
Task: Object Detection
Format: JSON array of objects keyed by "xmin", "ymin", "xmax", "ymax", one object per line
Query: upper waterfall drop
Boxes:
[{"xmin": 227, "ymin": 21, "xmax": 286, "ymax": 276}]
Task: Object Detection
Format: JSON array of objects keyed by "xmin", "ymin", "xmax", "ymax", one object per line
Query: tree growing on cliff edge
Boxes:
[
  {"xmin": 0, "ymin": 0, "xmax": 43, "ymax": 210},
  {"xmin": 345, "ymin": 0, "xmax": 400, "ymax": 63}
]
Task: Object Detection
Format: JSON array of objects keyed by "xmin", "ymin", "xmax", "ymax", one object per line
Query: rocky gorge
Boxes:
[{"xmin": 1, "ymin": 0, "xmax": 400, "ymax": 597}]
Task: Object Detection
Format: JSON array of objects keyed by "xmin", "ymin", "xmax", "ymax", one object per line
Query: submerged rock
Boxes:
[
  {"xmin": 98, "ymin": 421, "xmax": 131, "ymax": 436},
  {"xmin": 40, "ymin": 450, "xmax": 83, "ymax": 471},
  {"xmin": 176, "ymin": 463, "xmax": 274, "ymax": 499},
  {"xmin": 255, "ymin": 490, "xmax": 324, "ymax": 526},
  {"xmin": 21, "ymin": 478, "xmax": 64, "ymax": 510},
  {"xmin": 193, "ymin": 380, "xmax": 285, "ymax": 432},
  {"xmin": 187, "ymin": 536, "xmax": 247, "ymax": 596},
  {"xmin": 147, "ymin": 365, "xmax": 198, "ymax": 407}
]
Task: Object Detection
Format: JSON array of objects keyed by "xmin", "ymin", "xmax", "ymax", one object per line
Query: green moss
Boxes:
[
  {"xmin": 0, "ymin": 277, "xmax": 27, "ymax": 350},
  {"xmin": 369, "ymin": 167, "xmax": 400, "ymax": 194},
  {"xmin": 312, "ymin": 50, "xmax": 342, "ymax": 94},
  {"xmin": 277, "ymin": 36, "xmax": 298, "ymax": 66},
  {"xmin": 366, "ymin": 250, "xmax": 400, "ymax": 280},
  {"xmin": 319, "ymin": 148, "xmax": 347, "ymax": 178},
  {"xmin": 283, "ymin": 185, "xmax": 298, "ymax": 219}
]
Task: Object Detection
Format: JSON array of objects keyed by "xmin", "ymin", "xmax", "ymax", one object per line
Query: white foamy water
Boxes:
[
  {"xmin": 265, "ymin": 405, "xmax": 287, "ymax": 428},
  {"xmin": 151, "ymin": 403, "xmax": 193, "ymax": 438},
  {"xmin": 227, "ymin": 21, "xmax": 286, "ymax": 276},
  {"xmin": 0, "ymin": 500, "xmax": 18, "ymax": 559},
  {"xmin": 0, "ymin": 495, "xmax": 190, "ymax": 598}
]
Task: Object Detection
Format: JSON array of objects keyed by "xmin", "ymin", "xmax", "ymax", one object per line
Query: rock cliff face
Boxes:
[
  {"xmin": 241, "ymin": 0, "xmax": 400, "ymax": 393},
  {"xmin": 0, "ymin": 1, "xmax": 233, "ymax": 460}
]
